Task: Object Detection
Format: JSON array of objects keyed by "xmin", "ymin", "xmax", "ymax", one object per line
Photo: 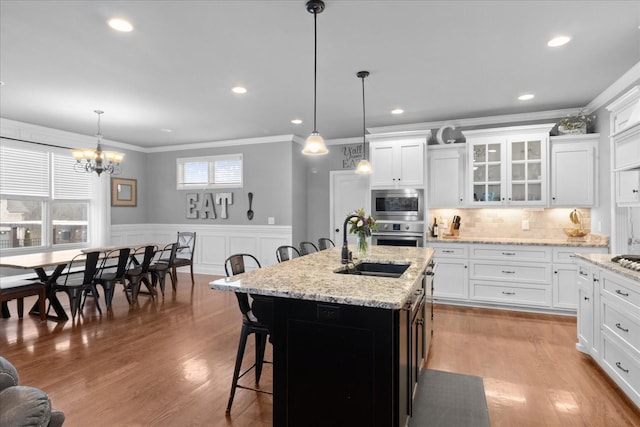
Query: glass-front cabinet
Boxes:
[
  {"xmin": 466, "ymin": 124, "xmax": 553, "ymax": 207},
  {"xmin": 471, "ymin": 140, "xmax": 504, "ymax": 204}
]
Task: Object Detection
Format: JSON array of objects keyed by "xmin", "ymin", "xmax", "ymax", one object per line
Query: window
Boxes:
[
  {"xmin": 0, "ymin": 141, "xmax": 93, "ymax": 250},
  {"xmin": 177, "ymin": 154, "xmax": 243, "ymax": 189}
]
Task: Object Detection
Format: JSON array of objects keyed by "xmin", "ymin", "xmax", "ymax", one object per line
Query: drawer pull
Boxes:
[
  {"xmin": 579, "ymin": 271, "xmax": 588, "ymax": 277},
  {"xmin": 615, "ymin": 362, "xmax": 629, "ymax": 374},
  {"xmin": 615, "ymin": 289, "xmax": 630, "ymax": 297},
  {"xmin": 584, "ymin": 296, "xmax": 590, "ymax": 301},
  {"xmin": 502, "ymin": 291, "xmax": 516, "ymax": 295},
  {"xmin": 442, "ymin": 250, "xmax": 454, "ymax": 253},
  {"xmin": 501, "ymin": 270, "xmax": 516, "ymax": 274},
  {"xmin": 615, "ymin": 323, "xmax": 629, "ymax": 333},
  {"xmin": 569, "ymin": 254, "xmax": 576, "ymax": 258},
  {"xmin": 502, "ymin": 252, "xmax": 516, "ymax": 256}
]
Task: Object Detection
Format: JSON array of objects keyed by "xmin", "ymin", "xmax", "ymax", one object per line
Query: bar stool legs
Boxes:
[{"xmin": 225, "ymin": 322, "xmax": 271, "ymax": 415}]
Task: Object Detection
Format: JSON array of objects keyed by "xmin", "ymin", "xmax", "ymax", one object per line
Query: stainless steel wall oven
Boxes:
[{"xmin": 372, "ymin": 189, "xmax": 424, "ymax": 247}]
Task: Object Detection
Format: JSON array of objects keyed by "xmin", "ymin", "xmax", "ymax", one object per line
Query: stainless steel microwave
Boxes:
[{"xmin": 371, "ymin": 189, "xmax": 424, "ymax": 221}]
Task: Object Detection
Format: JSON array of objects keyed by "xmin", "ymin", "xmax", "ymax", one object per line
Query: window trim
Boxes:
[{"xmin": 176, "ymin": 154, "xmax": 243, "ymax": 190}]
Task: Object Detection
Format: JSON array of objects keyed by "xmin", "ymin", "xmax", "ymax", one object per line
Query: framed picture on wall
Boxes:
[{"xmin": 111, "ymin": 178, "xmax": 137, "ymax": 207}]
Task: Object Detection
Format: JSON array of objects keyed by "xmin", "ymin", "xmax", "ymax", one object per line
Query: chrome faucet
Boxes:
[{"xmin": 342, "ymin": 214, "xmax": 371, "ymax": 264}]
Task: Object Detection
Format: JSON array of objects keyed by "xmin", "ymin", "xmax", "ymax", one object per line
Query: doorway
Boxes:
[{"xmin": 329, "ymin": 171, "xmax": 370, "ymax": 248}]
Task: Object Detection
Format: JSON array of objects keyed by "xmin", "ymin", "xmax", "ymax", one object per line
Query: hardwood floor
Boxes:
[{"xmin": 2, "ymin": 274, "xmax": 639, "ymax": 426}]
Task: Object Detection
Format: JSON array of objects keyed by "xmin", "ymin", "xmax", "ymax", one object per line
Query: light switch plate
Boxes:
[{"xmin": 522, "ymin": 220, "xmax": 529, "ymax": 230}]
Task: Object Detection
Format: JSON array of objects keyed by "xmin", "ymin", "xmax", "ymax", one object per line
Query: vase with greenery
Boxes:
[
  {"xmin": 557, "ymin": 108, "xmax": 595, "ymax": 135},
  {"xmin": 348, "ymin": 208, "xmax": 378, "ymax": 258}
]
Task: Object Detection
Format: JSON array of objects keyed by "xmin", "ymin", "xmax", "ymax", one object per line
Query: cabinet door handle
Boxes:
[
  {"xmin": 633, "ymin": 189, "xmax": 639, "ymax": 194},
  {"xmin": 501, "ymin": 270, "xmax": 516, "ymax": 274},
  {"xmin": 615, "ymin": 323, "xmax": 629, "ymax": 333},
  {"xmin": 584, "ymin": 296, "xmax": 590, "ymax": 301},
  {"xmin": 615, "ymin": 289, "xmax": 630, "ymax": 297},
  {"xmin": 615, "ymin": 362, "xmax": 629, "ymax": 373},
  {"xmin": 502, "ymin": 291, "xmax": 516, "ymax": 295},
  {"xmin": 502, "ymin": 252, "xmax": 516, "ymax": 256},
  {"xmin": 579, "ymin": 271, "xmax": 588, "ymax": 277}
]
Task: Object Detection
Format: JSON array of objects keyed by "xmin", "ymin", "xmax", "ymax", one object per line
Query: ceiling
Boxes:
[{"xmin": 1, "ymin": 1, "xmax": 639, "ymax": 149}]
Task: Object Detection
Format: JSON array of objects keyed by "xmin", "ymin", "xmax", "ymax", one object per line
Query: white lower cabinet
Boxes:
[
  {"xmin": 429, "ymin": 242, "xmax": 607, "ymax": 314},
  {"xmin": 431, "ymin": 243, "xmax": 468, "ymax": 301},
  {"xmin": 553, "ymin": 247, "xmax": 608, "ymax": 310},
  {"xmin": 576, "ymin": 259, "xmax": 640, "ymax": 408}
]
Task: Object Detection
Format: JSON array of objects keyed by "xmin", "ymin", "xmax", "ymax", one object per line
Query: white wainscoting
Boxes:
[{"xmin": 110, "ymin": 224, "xmax": 292, "ymax": 275}]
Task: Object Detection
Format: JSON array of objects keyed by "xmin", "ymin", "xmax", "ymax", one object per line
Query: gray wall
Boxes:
[
  {"xmin": 140, "ymin": 141, "xmax": 293, "ymax": 225},
  {"xmin": 109, "ymin": 146, "xmax": 148, "ymax": 225},
  {"xmin": 306, "ymin": 143, "xmax": 369, "ymax": 244},
  {"xmin": 292, "ymin": 144, "xmax": 308, "ymax": 244}
]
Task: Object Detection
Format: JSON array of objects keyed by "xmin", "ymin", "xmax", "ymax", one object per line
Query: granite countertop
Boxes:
[
  {"xmin": 426, "ymin": 234, "xmax": 609, "ymax": 248},
  {"xmin": 210, "ymin": 246, "xmax": 434, "ymax": 310},
  {"xmin": 575, "ymin": 253, "xmax": 640, "ymax": 283}
]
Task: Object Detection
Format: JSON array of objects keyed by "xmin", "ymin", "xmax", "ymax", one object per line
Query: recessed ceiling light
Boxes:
[
  {"xmin": 291, "ymin": 119, "xmax": 302, "ymax": 125},
  {"xmin": 232, "ymin": 86, "xmax": 247, "ymax": 94},
  {"xmin": 108, "ymin": 18, "xmax": 134, "ymax": 32},
  {"xmin": 518, "ymin": 94, "xmax": 535, "ymax": 101},
  {"xmin": 547, "ymin": 36, "xmax": 571, "ymax": 47},
  {"xmin": 391, "ymin": 108, "xmax": 404, "ymax": 115},
  {"xmin": 160, "ymin": 128, "xmax": 173, "ymax": 133}
]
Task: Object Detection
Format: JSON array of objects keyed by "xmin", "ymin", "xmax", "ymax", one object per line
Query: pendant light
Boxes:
[
  {"xmin": 302, "ymin": 0, "xmax": 329, "ymax": 156},
  {"xmin": 355, "ymin": 71, "xmax": 372, "ymax": 174}
]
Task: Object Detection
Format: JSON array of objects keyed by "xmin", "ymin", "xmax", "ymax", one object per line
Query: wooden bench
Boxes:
[{"xmin": 0, "ymin": 276, "xmax": 46, "ymax": 321}]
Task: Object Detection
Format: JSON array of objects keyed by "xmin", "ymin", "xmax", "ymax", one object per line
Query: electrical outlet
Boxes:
[
  {"xmin": 268, "ymin": 217, "xmax": 275, "ymax": 225},
  {"xmin": 522, "ymin": 220, "xmax": 529, "ymax": 230}
]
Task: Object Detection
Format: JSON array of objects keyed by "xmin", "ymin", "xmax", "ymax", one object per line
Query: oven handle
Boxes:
[{"xmin": 371, "ymin": 232, "xmax": 423, "ymax": 237}]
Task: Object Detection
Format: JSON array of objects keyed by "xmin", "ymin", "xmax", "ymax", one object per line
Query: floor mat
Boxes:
[{"xmin": 409, "ymin": 369, "xmax": 490, "ymax": 427}]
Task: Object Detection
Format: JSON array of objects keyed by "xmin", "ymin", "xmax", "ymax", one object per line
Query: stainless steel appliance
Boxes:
[
  {"xmin": 372, "ymin": 221, "xmax": 424, "ymax": 247},
  {"xmin": 372, "ymin": 189, "xmax": 423, "ymax": 222}
]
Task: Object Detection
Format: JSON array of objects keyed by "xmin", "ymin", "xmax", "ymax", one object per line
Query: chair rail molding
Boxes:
[{"xmin": 110, "ymin": 223, "xmax": 292, "ymax": 275}]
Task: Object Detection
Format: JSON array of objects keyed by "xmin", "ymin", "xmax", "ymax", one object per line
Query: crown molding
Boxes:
[
  {"xmin": 367, "ymin": 108, "xmax": 577, "ymax": 135},
  {"xmin": 590, "ymin": 61, "xmax": 640, "ymax": 112},
  {"xmin": 146, "ymin": 134, "xmax": 296, "ymax": 153}
]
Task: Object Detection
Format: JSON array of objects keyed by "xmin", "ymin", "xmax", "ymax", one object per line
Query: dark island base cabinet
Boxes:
[{"xmin": 272, "ymin": 297, "xmax": 410, "ymax": 427}]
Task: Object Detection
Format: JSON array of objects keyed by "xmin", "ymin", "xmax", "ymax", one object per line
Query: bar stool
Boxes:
[
  {"xmin": 317, "ymin": 237, "xmax": 335, "ymax": 250},
  {"xmin": 224, "ymin": 253, "xmax": 272, "ymax": 415},
  {"xmin": 276, "ymin": 245, "xmax": 300, "ymax": 263},
  {"xmin": 299, "ymin": 241, "xmax": 318, "ymax": 256}
]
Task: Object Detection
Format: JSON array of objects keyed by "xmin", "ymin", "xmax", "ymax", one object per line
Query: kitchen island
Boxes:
[{"xmin": 211, "ymin": 246, "xmax": 434, "ymax": 427}]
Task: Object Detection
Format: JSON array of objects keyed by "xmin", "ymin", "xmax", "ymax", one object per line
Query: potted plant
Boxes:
[
  {"xmin": 557, "ymin": 108, "xmax": 595, "ymax": 135},
  {"xmin": 348, "ymin": 208, "xmax": 378, "ymax": 258}
]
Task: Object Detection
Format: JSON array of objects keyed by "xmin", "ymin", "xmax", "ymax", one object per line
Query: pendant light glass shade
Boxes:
[
  {"xmin": 355, "ymin": 159, "xmax": 372, "ymax": 174},
  {"xmin": 355, "ymin": 70, "xmax": 372, "ymax": 174},
  {"xmin": 302, "ymin": 0, "xmax": 328, "ymax": 156},
  {"xmin": 302, "ymin": 131, "xmax": 328, "ymax": 155}
]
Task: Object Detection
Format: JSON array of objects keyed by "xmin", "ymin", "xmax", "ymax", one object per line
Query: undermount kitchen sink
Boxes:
[{"xmin": 335, "ymin": 262, "xmax": 410, "ymax": 278}]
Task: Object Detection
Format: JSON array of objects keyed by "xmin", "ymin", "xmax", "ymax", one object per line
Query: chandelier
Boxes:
[{"xmin": 71, "ymin": 110, "xmax": 124, "ymax": 176}]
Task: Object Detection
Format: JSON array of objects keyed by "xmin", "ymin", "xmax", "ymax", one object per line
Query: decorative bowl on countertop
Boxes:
[{"xmin": 564, "ymin": 228, "xmax": 589, "ymax": 238}]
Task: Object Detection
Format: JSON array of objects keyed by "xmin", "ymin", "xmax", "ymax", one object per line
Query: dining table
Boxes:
[
  {"xmin": 0, "ymin": 243, "xmax": 178, "ymax": 321},
  {"xmin": 0, "ymin": 249, "xmax": 86, "ymax": 321}
]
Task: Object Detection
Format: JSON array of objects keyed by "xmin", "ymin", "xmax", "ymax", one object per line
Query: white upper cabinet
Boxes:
[
  {"xmin": 550, "ymin": 134, "xmax": 598, "ymax": 207},
  {"xmin": 616, "ymin": 169, "xmax": 640, "ymax": 206},
  {"xmin": 465, "ymin": 124, "xmax": 554, "ymax": 207},
  {"xmin": 370, "ymin": 138, "xmax": 424, "ymax": 188},
  {"xmin": 428, "ymin": 144, "xmax": 466, "ymax": 208},
  {"xmin": 607, "ymin": 85, "xmax": 640, "ymax": 171}
]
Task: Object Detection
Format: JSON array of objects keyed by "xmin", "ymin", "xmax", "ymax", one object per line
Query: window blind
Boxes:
[
  {"xmin": 0, "ymin": 144, "xmax": 50, "ymax": 197},
  {"xmin": 52, "ymin": 153, "xmax": 92, "ymax": 199}
]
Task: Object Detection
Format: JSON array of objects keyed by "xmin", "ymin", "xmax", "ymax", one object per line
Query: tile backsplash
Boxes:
[{"xmin": 429, "ymin": 208, "xmax": 592, "ymax": 239}]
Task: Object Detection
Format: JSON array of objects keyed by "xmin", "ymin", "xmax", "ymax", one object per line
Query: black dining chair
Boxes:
[
  {"xmin": 149, "ymin": 242, "xmax": 178, "ymax": 296},
  {"xmin": 51, "ymin": 251, "xmax": 102, "ymax": 320},
  {"xmin": 224, "ymin": 253, "xmax": 272, "ymax": 414},
  {"xmin": 123, "ymin": 245, "xmax": 156, "ymax": 305},
  {"xmin": 166, "ymin": 231, "xmax": 196, "ymax": 286},
  {"xmin": 276, "ymin": 245, "xmax": 300, "ymax": 263},
  {"xmin": 94, "ymin": 247, "xmax": 131, "ymax": 311},
  {"xmin": 299, "ymin": 241, "xmax": 318, "ymax": 256},
  {"xmin": 317, "ymin": 238, "xmax": 335, "ymax": 250}
]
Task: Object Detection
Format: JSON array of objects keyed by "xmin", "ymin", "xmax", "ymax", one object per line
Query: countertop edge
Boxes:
[{"xmin": 575, "ymin": 253, "xmax": 640, "ymax": 283}]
